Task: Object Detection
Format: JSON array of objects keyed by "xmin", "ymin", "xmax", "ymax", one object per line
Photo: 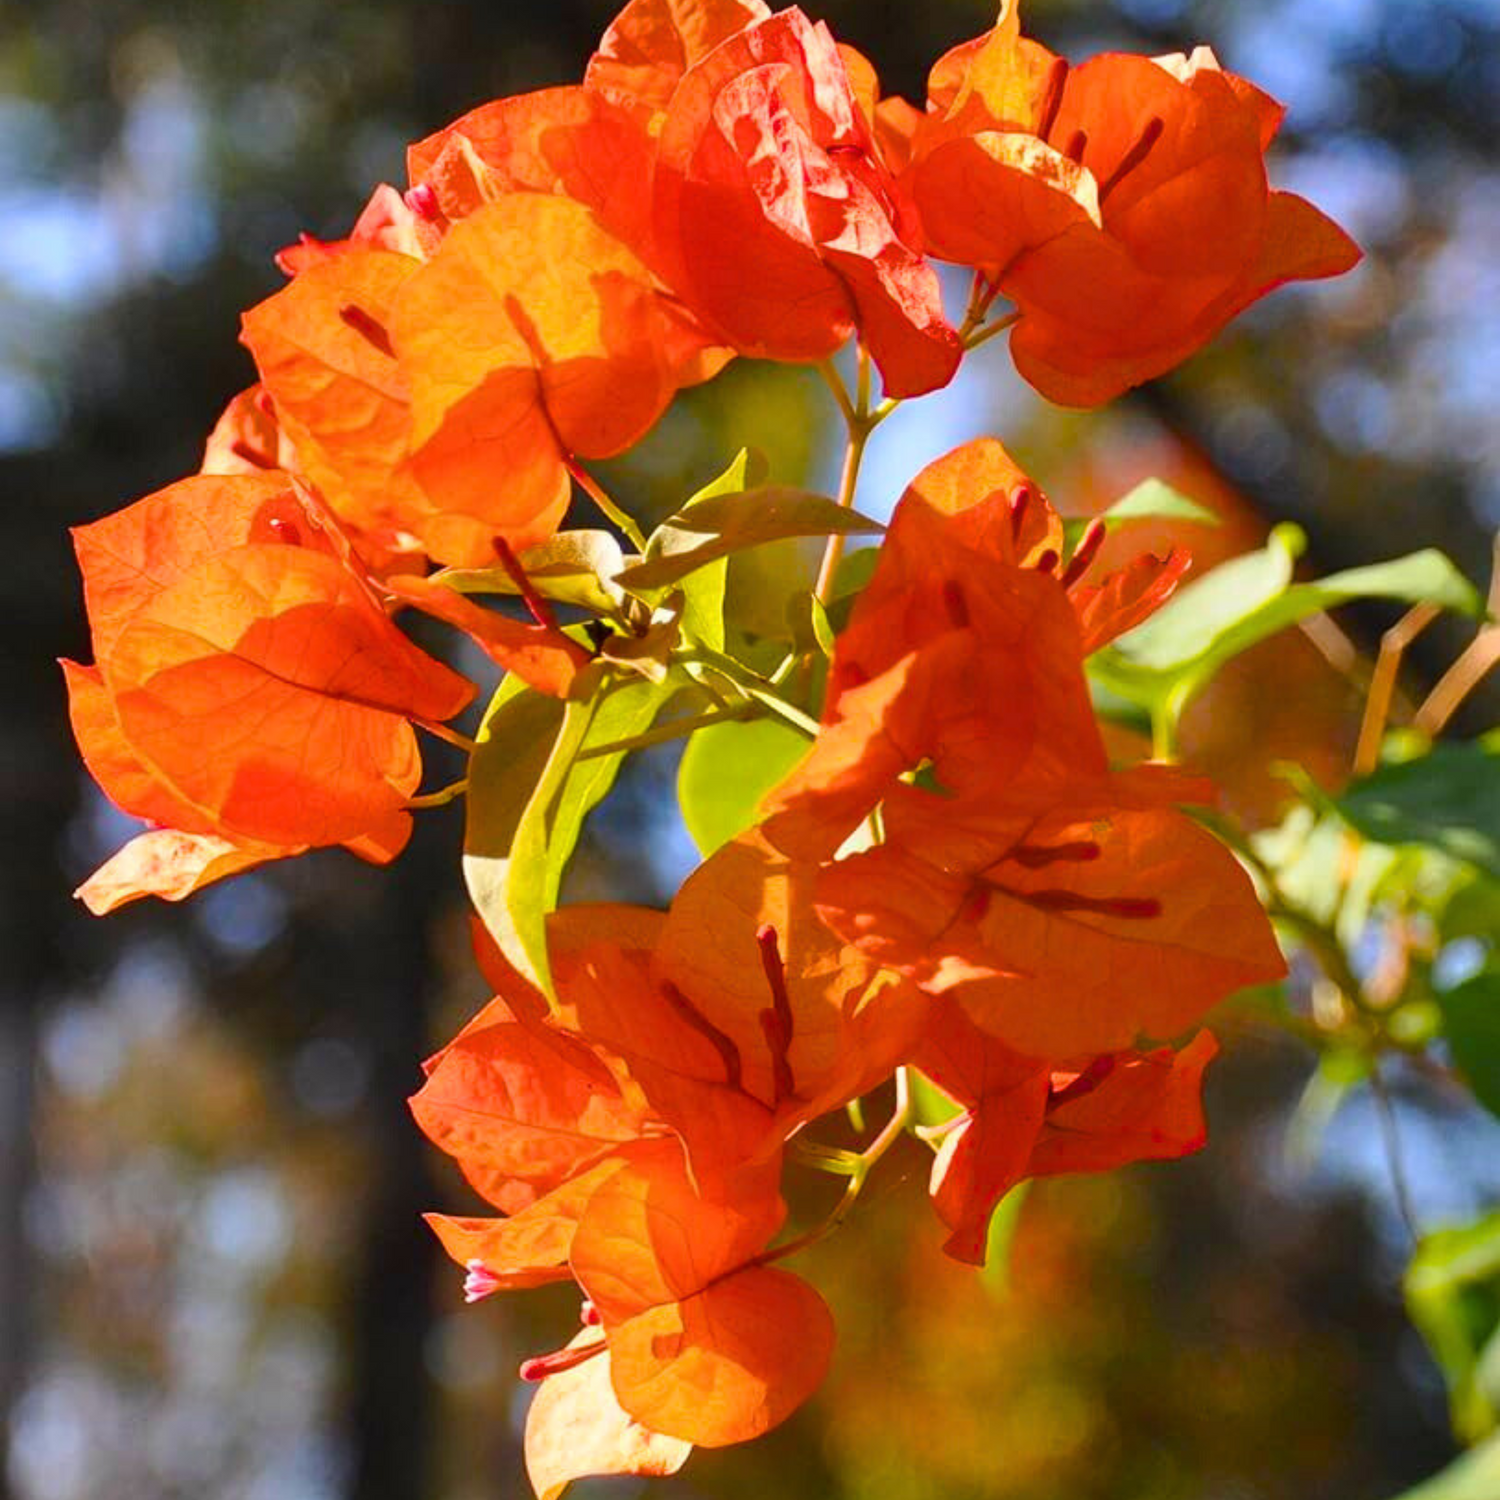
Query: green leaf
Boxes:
[
  {"xmin": 464, "ymin": 670, "xmax": 678, "ymax": 996},
  {"xmin": 981, "ymin": 1182, "xmax": 1031, "ymax": 1299},
  {"xmin": 1437, "ymin": 972, "xmax": 1500, "ymax": 1118},
  {"xmin": 1063, "ymin": 478, "xmax": 1219, "ymax": 544},
  {"xmin": 677, "ymin": 713, "xmax": 810, "ymax": 857},
  {"xmin": 667, "ymin": 450, "xmax": 766, "ymax": 653},
  {"xmin": 1092, "ymin": 532, "xmax": 1484, "ymax": 736},
  {"xmin": 432, "ymin": 530, "xmax": 627, "ymax": 615},
  {"xmin": 1335, "ymin": 738, "xmax": 1500, "ymax": 882},
  {"xmin": 908, "ymin": 1069, "xmax": 963, "ymax": 1131},
  {"xmin": 1383, "ymin": 1433, "xmax": 1500, "ymax": 1500},
  {"xmin": 617, "ymin": 485, "xmax": 882, "ymax": 592},
  {"xmin": 1406, "ymin": 1210, "xmax": 1500, "ymax": 1444}
]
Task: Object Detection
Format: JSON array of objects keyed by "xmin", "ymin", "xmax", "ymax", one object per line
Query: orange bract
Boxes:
[
  {"xmin": 65, "ymin": 473, "xmax": 473, "ymax": 906},
  {"xmin": 569, "ymin": 1141, "xmax": 832, "ymax": 1446},
  {"xmin": 394, "ymin": 194, "xmax": 714, "ymax": 565},
  {"xmin": 525, "ymin": 1337, "xmax": 692, "ymax": 1499},
  {"xmin": 652, "ymin": 7, "xmax": 959, "ymax": 397},
  {"xmin": 917, "ymin": 1000, "xmax": 1219, "ymax": 1262},
  {"xmin": 906, "ymin": 5, "xmax": 1360, "ymax": 403}
]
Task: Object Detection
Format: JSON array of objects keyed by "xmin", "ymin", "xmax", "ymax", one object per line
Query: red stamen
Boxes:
[
  {"xmin": 1063, "ymin": 128, "xmax": 1089, "ymax": 164},
  {"xmin": 253, "ymin": 388, "xmax": 276, "ymax": 418},
  {"xmin": 268, "ymin": 517, "xmax": 302, "ymax": 547},
  {"xmin": 579, "ymin": 1299, "xmax": 601, "ymax": 1327},
  {"xmin": 942, "ymin": 579, "xmax": 971, "ymax": 628},
  {"xmin": 1001, "ymin": 887, "xmax": 1161, "ymax": 920},
  {"xmin": 1036, "ymin": 57, "xmax": 1070, "ymax": 144},
  {"xmin": 1060, "ymin": 519, "xmax": 1107, "ymax": 589},
  {"xmin": 1048, "ymin": 1055, "xmax": 1117, "ymax": 1110},
  {"xmin": 1007, "ymin": 839, "xmax": 1102, "ymax": 868},
  {"xmin": 338, "ymin": 303, "xmax": 395, "ymax": 358},
  {"xmin": 404, "ymin": 182, "xmax": 440, "ymax": 221},
  {"xmin": 755, "ymin": 924, "xmax": 796, "ymax": 1103},
  {"xmin": 1097, "ymin": 117, "xmax": 1164, "ymax": 205},
  {"xmin": 229, "ymin": 439, "xmax": 271, "ymax": 470},
  {"xmin": 660, "ymin": 981, "xmax": 743, "ymax": 1090},
  {"xmin": 491, "ymin": 536, "xmax": 559, "ymax": 631},
  {"xmin": 961, "ymin": 886, "xmax": 992, "ymax": 924},
  {"xmin": 1033, "ymin": 548, "xmax": 1060, "ymax": 575},
  {"xmin": 1007, "ymin": 482, "xmax": 1032, "ymax": 541},
  {"xmin": 519, "ymin": 1332, "xmax": 607, "ymax": 1383}
]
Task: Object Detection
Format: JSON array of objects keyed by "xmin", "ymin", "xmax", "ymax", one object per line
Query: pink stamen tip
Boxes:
[
  {"xmin": 463, "ymin": 1260, "xmax": 502, "ymax": 1304},
  {"xmin": 404, "ymin": 183, "xmax": 440, "ymax": 220},
  {"xmin": 1060, "ymin": 519, "xmax": 1107, "ymax": 589},
  {"xmin": 579, "ymin": 1300, "xmax": 601, "ymax": 1327}
]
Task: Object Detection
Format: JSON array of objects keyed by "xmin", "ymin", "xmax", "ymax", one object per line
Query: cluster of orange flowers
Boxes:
[{"xmin": 63, "ymin": 0, "xmax": 1356, "ymax": 1492}]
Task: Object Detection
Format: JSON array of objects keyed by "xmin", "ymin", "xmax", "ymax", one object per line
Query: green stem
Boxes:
[
  {"xmin": 763, "ymin": 1068, "xmax": 911, "ymax": 1264},
  {"xmin": 963, "ymin": 309, "xmax": 1021, "ymax": 352},
  {"xmin": 572, "ymin": 704, "xmax": 754, "ymax": 761},
  {"xmin": 406, "ymin": 779, "xmax": 468, "ymax": 809},
  {"xmin": 683, "ymin": 646, "xmax": 822, "ymax": 737},
  {"xmin": 813, "ymin": 343, "xmax": 900, "ymax": 606},
  {"xmin": 568, "ymin": 461, "xmax": 649, "ymax": 553},
  {"xmin": 415, "ymin": 719, "xmax": 479, "ymax": 756}
]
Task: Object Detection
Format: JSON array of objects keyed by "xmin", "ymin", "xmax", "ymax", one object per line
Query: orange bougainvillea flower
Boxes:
[
  {"xmin": 568, "ymin": 1140, "xmax": 832, "ymax": 1447},
  {"xmin": 416, "ymin": 909, "xmax": 838, "ymax": 1471},
  {"xmin": 652, "ymin": 829, "xmax": 929, "ymax": 1135},
  {"xmin": 525, "ymin": 1333, "xmax": 692, "ymax": 1499},
  {"xmin": 275, "ymin": 182, "xmax": 428, "ymax": 276},
  {"xmin": 650, "ymin": 6, "xmax": 960, "ymax": 398},
  {"xmin": 585, "ymin": 0, "xmax": 772, "ymax": 119},
  {"xmin": 905, "ymin": 3, "xmax": 1360, "ymax": 404},
  {"xmin": 814, "ymin": 771, "xmax": 1285, "ymax": 1058},
  {"xmin": 240, "ymin": 249, "xmax": 431, "ymax": 552},
  {"xmin": 393, "ymin": 193, "xmax": 724, "ymax": 566},
  {"xmin": 64, "ymin": 473, "xmax": 474, "ymax": 910},
  {"xmin": 916, "ymin": 999, "xmax": 1219, "ymax": 1262},
  {"xmin": 406, "ymin": 85, "xmax": 660, "ymax": 273},
  {"xmin": 762, "ymin": 438, "xmax": 1184, "ymax": 861}
]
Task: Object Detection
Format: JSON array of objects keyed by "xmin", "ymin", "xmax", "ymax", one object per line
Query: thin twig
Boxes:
[
  {"xmin": 567, "ymin": 460, "xmax": 648, "ymax": 553},
  {"xmin": 1370, "ymin": 1060, "xmax": 1420, "ymax": 1244},
  {"xmin": 1354, "ymin": 602, "xmax": 1441, "ymax": 775},
  {"xmin": 415, "ymin": 719, "xmax": 479, "ymax": 755}
]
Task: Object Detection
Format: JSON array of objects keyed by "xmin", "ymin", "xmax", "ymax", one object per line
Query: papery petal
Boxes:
[
  {"xmin": 241, "ymin": 250, "xmax": 429, "ymax": 545},
  {"xmin": 384, "ymin": 574, "xmax": 592, "ymax": 699},
  {"xmin": 1031, "ymin": 1030, "xmax": 1218, "ymax": 1176},
  {"xmin": 75, "ymin": 830, "xmax": 280, "ymax": 915},
  {"xmin": 525, "ymin": 1338, "xmax": 692, "ymax": 1500},
  {"xmin": 586, "ymin": 0, "xmax": 772, "ymax": 117}
]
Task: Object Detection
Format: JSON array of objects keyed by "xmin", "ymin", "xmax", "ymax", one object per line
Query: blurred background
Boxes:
[{"xmin": 4, "ymin": 0, "xmax": 1500, "ymax": 1496}]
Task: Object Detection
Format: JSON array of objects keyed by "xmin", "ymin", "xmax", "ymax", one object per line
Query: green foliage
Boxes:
[
  {"xmin": 1436, "ymin": 974, "xmax": 1500, "ymax": 1119},
  {"xmin": 616, "ymin": 484, "xmax": 883, "ymax": 592},
  {"xmin": 1406, "ymin": 1212, "xmax": 1500, "ymax": 1444},
  {"xmin": 678, "ymin": 714, "xmax": 809, "ymax": 857},
  {"xmin": 1062, "ymin": 478, "xmax": 1219, "ymax": 545},
  {"xmin": 1334, "ymin": 738, "xmax": 1500, "ymax": 882},
  {"xmin": 464, "ymin": 669, "xmax": 679, "ymax": 997},
  {"xmin": 1091, "ymin": 529, "xmax": 1484, "ymax": 747}
]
